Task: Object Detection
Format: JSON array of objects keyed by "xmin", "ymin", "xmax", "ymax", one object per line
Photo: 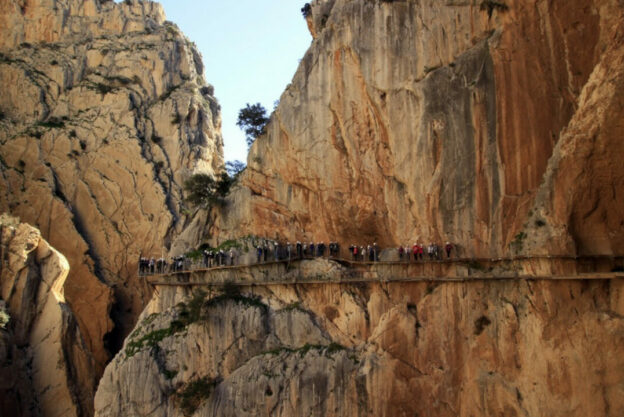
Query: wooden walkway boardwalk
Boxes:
[{"xmin": 145, "ymin": 255, "xmax": 624, "ymax": 287}]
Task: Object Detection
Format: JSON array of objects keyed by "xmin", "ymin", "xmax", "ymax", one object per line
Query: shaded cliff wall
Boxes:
[
  {"xmin": 0, "ymin": 0, "xmax": 222, "ymax": 371},
  {"xmin": 95, "ymin": 270, "xmax": 624, "ymax": 417},
  {"xmin": 522, "ymin": 1, "xmax": 624, "ymax": 256},
  {"xmin": 210, "ymin": 0, "xmax": 622, "ymax": 257},
  {"xmin": 0, "ymin": 216, "xmax": 96, "ymax": 417}
]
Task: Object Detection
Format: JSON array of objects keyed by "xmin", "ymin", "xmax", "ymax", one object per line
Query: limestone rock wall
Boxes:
[
  {"xmin": 211, "ymin": 0, "xmax": 623, "ymax": 258},
  {"xmin": 0, "ymin": 216, "xmax": 96, "ymax": 417},
  {"xmin": 95, "ymin": 271, "xmax": 624, "ymax": 417},
  {"xmin": 0, "ymin": 0, "xmax": 222, "ymax": 374}
]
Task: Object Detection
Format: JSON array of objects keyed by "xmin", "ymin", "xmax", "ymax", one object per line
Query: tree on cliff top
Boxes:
[
  {"xmin": 225, "ymin": 160, "xmax": 246, "ymax": 180},
  {"xmin": 236, "ymin": 103, "xmax": 268, "ymax": 147},
  {"xmin": 301, "ymin": 3, "xmax": 311, "ymax": 18}
]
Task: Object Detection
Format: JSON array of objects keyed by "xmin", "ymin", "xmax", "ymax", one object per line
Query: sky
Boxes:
[{"xmin": 154, "ymin": 0, "xmax": 312, "ymax": 163}]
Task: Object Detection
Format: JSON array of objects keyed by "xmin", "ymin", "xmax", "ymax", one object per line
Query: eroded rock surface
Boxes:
[
  {"xmin": 0, "ymin": 215, "xmax": 95, "ymax": 417},
  {"xmin": 208, "ymin": 0, "xmax": 623, "ymax": 258},
  {"xmin": 0, "ymin": 0, "xmax": 222, "ymax": 373},
  {"xmin": 95, "ymin": 272, "xmax": 624, "ymax": 417}
]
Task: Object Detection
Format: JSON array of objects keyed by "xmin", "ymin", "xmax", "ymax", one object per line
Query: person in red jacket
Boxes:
[
  {"xmin": 445, "ymin": 241, "xmax": 454, "ymax": 258},
  {"xmin": 417, "ymin": 242, "xmax": 424, "ymax": 260}
]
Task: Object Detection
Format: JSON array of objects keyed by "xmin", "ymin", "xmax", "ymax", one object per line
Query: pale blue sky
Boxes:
[{"xmin": 155, "ymin": 0, "xmax": 312, "ymax": 163}]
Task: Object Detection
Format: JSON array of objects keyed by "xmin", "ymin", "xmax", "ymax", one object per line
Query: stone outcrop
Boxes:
[
  {"xmin": 0, "ymin": 0, "xmax": 222, "ymax": 377},
  {"xmin": 0, "ymin": 215, "xmax": 95, "ymax": 417},
  {"xmin": 208, "ymin": 0, "xmax": 624, "ymax": 258},
  {"xmin": 95, "ymin": 269, "xmax": 624, "ymax": 417}
]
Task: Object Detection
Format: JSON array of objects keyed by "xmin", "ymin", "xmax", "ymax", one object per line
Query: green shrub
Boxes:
[
  {"xmin": 176, "ymin": 376, "xmax": 220, "ymax": 416},
  {"xmin": 237, "ymin": 103, "xmax": 268, "ymax": 147},
  {"xmin": 37, "ymin": 117, "xmax": 65, "ymax": 129},
  {"xmin": 0, "ymin": 309, "xmax": 9, "ymax": 329},
  {"xmin": 301, "ymin": 3, "xmax": 311, "ymax": 18},
  {"xmin": 510, "ymin": 231, "xmax": 527, "ymax": 253},
  {"xmin": 183, "ymin": 172, "xmax": 234, "ymax": 208}
]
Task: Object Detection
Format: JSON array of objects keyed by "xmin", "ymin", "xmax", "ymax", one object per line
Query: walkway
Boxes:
[{"xmin": 145, "ymin": 255, "xmax": 624, "ymax": 287}]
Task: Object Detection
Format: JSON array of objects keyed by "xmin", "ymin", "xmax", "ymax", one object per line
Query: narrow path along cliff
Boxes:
[
  {"xmin": 2, "ymin": 0, "xmax": 624, "ymax": 416},
  {"xmin": 144, "ymin": 256, "xmax": 624, "ymax": 286}
]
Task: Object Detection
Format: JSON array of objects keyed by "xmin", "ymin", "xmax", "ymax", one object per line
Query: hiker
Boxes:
[
  {"xmin": 427, "ymin": 243, "xmax": 435, "ymax": 260},
  {"xmin": 296, "ymin": 241, "xmax": 302, "ymax": 258},
  {"xmin": 229, "ymin": 248, "xmax": 235, "ymax": 266},
  {"xmin": 433, "ymin": 243, "xmax": 440, "ymax": 260},
  {"xmin": 256, "ymin": 245, "xmax": 262, "ymax": 263},
  {"xmin": 398, "ymin": 245, "xmax": 404, "ymax": 261},
  {"xmin": 373, "ymin": 242, "xmax": 379, "ymax": 261}
]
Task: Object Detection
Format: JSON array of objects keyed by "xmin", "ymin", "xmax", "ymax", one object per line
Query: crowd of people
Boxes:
[
  {"xmin": 396, "ymin": 242, "xmax": 454, "ymax": 261},
  {"xmin": 139, "ymin": 240, "xmax": 455, "ymax": 275}
]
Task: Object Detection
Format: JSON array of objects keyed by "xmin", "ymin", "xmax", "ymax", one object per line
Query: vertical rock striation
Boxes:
[
  {"xmin": 95, "ymin": 274, "xmax": 624, "ymax": 417},
  {"xmin": 0, "ymin": 0, "xmax": 222, "ymax": 377},
  {"xmin": 211, "ymin": 0, "xmax": 622, "ymax": 258},
  {"xmin": 0, "ymin": 215, "xmax": 95, "ymax": 417}
]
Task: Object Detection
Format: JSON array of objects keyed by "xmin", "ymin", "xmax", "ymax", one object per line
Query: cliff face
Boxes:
[
  {"xmin": 0, "ymin": 216, "xmax": 95, "ymax": 417},
  {"xmin": 95, "ymin": 266, "xmax": 624, "ymax": 417},
  {"xmin": 211, "ymin": 0, "xmax": 623, "ymax": 258},
  {"xmin": 0, "ymin": 0, "xmax": 222, "ymax": 373}
]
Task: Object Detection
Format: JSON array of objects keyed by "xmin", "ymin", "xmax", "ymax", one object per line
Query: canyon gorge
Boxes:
[{"xmin": 1, "ymin": 0, "xmax": 623, "ymax": 416}]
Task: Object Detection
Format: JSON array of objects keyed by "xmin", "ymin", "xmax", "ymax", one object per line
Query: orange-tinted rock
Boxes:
[
  {"xmin": 208, "ymin": 0, "xmax": 621, "ymax": 259},
  {"xmin": 0, "ymin": 216, "xmax": 97, "ymax": 417},
  {"xmin": 95, "ymin": 278, "xmax": 624, "ymax": 417},
  {"xmin": 0, "ymin": 0, "xmax": 222, "ymax": 379}
]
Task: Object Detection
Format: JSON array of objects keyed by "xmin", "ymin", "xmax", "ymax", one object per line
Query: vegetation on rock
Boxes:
[
  {"xmin": 263, "ymin": 342, "xmax": 346, "ymax": 358},
  {"xmin": 125, "ymin": 289, "xmax": 267, "ymax": 357},
  {"xmin": 301, "ymin": 3, "xmax": 312, "ymax": 18},
  {"xmin": 183, "ymin": 172, "xmax": 233, "ymax": 208},
  {"xmin": 176, "ymin": 376, "xmax": 221, "ymax": 416},
  {"xmin": 236, "ymin": 102, "xmax": 269, "ymax": 147},
  {"xmin": 0, "ymin": 308, "xmax": 9, "ymax": 329}
]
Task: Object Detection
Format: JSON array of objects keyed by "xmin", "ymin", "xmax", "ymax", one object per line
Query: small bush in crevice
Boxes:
[
  {"xmin": 509, "ymin": 231, "xmax": 527, "ymax": 253},
  {"xmin": 0, "ymin": 309, "xmax": 9, "ymax": 329},
  {"xmin": 37, "ymin": 117, "xmax": 65, "ymax": 129},
  {"xmin": 176, "ymin": 376, "xmax": 221, "ymax": 416}
]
